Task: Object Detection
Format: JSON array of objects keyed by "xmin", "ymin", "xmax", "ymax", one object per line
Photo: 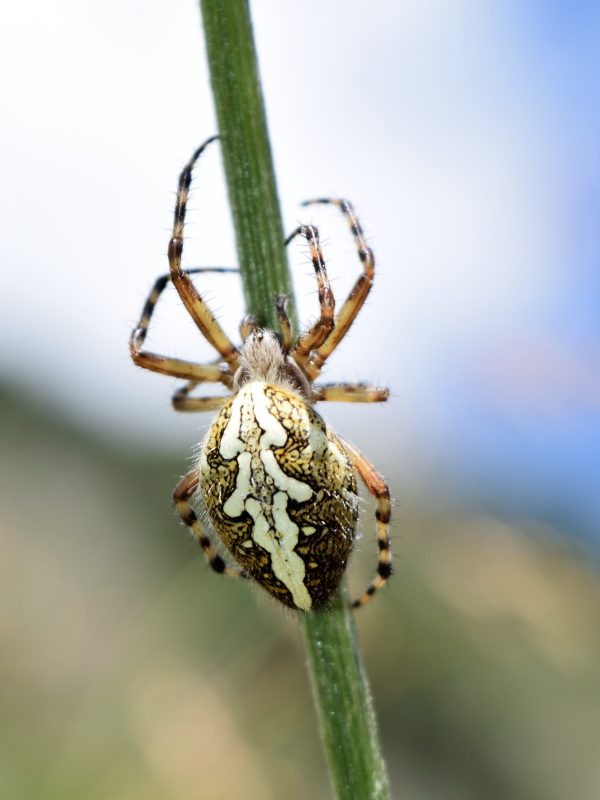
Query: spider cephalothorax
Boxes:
[
  {"xmin": 130, "ymin": 138, "xmax": 392, "ymax": 610},
  {"xmin": 233, "ymin": 328, "xmax": 313, "ymax": 402}
]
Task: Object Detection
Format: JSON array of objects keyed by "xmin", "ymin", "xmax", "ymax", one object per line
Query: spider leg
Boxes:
[
  {"xmin": 285, "ymin": 225, "xmax": 335, "ymax": 364},
  {"xmin": 300, "ymin": 200, "xmax": 374, "ymax": 382},
  {"xmin": 131, "ymin": 350, "xmax": 234, "ymax": 384},
  {"xmin": 275, "ymin": 294, "xmax": 293, "ymax": 353},
  {"xmin": 172, "ymin": 382, "xmax": 230, "ymax": 413},
  {"xmin": 171, "ymin": 381, "xmax": 230, "ymax": 412},
  {"xmin": 312, "ymin": 382, "xmax": 389, "ymax": 403},
  {"xmin": 173, "ymin": 470, "xmax": 247, "ymax": 579},
  {"xmin": 131, "ymin": 267, "xmax": 238, "ymax": 352},
  {"xmin": 168, "ymin": 138, "xmax": 240, "ymax": 369},
  {"xmin": 339, "ymin": 437, "xmax": 392, "ymax": 608},
  {"xmin": 130, "ymin": 267, "xmax": 238, "ymax": 384}
]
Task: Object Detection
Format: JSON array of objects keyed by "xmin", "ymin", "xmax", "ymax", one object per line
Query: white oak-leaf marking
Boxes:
[{"xmin": 217, "ymin": 383, "xmax": 313, "ymax": 610}]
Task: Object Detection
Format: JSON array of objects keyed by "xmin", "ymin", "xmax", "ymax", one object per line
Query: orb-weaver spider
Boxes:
[{"xmin": 130, "ymin": 137, "xmax": 392, "ymax": 610}]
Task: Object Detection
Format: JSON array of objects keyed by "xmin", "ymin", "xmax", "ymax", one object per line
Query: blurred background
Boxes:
[{"xmin": 1, "ymin": 1, "xmax": 600, "ymax": 797}]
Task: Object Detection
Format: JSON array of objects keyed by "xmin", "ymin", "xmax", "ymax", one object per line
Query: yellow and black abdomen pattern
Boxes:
[{"xmin": 199, "ymin": 382, "xmax": 359, "ymax": 610}]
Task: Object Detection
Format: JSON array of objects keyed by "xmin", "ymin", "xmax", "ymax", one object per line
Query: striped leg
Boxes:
[
  {"xmin": 285, "ymin": 225, "xmax": 335, "ymax": 363},
  {"xmin": 313, "ymin": 382, "xmax": 389, "ymax": 403},
  {"xmin": 168, "ymin": 138, "xmax": 240, "ymax": 369},
  {"xmin": 173, "ymin": 470, "xmax": 247, "ymax": 579},
  {"xmin": 340, "ymin": 437, "xmax": 392, "ymax": 608},
  {"xmin": 131, "ymin": 350, "xmax": 233, "ymax": 384},
  {"xmin": 130, "ymin": 267, "xmax": 237, "ymax": 385},
  {"xmin": 300, "ymin": 200, "xmax": 374, "ymax": 381},
  {"xmin": 131, "ymin": 267, "xmax": 238, "ymax": 354}
]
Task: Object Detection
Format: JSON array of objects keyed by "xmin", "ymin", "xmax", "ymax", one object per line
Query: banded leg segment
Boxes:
[
  {"xmin": 286, "ymin": 225, "xmax": 335, "ymax": 362},
  {"xmin": 168, "ymin": 138, "xmax": 240, "ymax": 368},
  {"xmin": 173, "ymin": 470, "xmax": 247, "ymax": 579},
  {"xmin": 130, "ymin": 267, "xmax": 238, "ymax": 355},
  {"xmin": 300, "ymin": 200, "xmax": 374, "ymax": 381},
  {"xmin": 313, "ymin": 383, "xmax": 389, "ymax": 403},
  {"xmin": 131, "ymin": 350, "xmax": 234, "ymax": 384},
  {"xmin": 130, "ymin": 267, "xmax": 238, "ymax": 383},
  {"xmin": 340, "ymin": 437, "xmax": 392, "ymax": 608}
]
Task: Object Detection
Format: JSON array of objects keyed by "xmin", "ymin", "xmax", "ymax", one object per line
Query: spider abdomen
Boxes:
[{"xmin": 199, "ymin": 382, "xmax": 359, "ymax": 610}]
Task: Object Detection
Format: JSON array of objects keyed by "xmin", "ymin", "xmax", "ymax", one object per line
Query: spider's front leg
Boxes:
[
  {"xmin": 173, "ymin": 470, "xmax": 247, "ymax": 579},
  {"xmin": 285, "ymin": 224, "xmax": 335, "ymax": 366},
  {"xmin": 130, "ymin": 267, "xmax": 237, "ymax": 388},
  {"xmin": 168, "ymin": 139, "xmax": 240, "ymax": 369},
  {"xmin": 130, "ymin": 333, "xmax": 233, "ymax": 385},
  {"xmin": 299, "ymin": 199, "xmax": 375, "ymax": 382}
]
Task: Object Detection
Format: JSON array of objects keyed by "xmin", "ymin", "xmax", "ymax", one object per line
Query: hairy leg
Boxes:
[
  {"xmin": 173, "ymin": 470, "xmax": 247, "ymax": 579},
  {"xmin": 171, "ymin": 381, "xmax": 230, "ymax": 413},
  {"xmin": 285, "ymin": 224, "xmax": 335, "ymax": 364},
  {"xmin": 300, "ymin": 200, "xmax": 374, "ymax": 381},
  {"xmin": 339, "ymin": 437, "xmax": 392, "ymax": 608},
  {"xmin": 312, "ymin": 383, "xmax": 389, "ymax": 403},
  {"xmin": 168, "ymin": 138, "xmax": 240, "ymax": 368}
]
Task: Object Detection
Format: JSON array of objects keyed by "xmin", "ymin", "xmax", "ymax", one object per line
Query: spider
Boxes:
[{"xmin": 130, "ymin": 137, "xmax": 392, "ymax": 611}]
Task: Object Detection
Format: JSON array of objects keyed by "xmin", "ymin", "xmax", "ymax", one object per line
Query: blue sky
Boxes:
[{"xmin": 440, "ymin": 2, "xmax": 600, "ymax": 540}]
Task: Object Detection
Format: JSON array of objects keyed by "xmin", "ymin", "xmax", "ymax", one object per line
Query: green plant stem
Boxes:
[
  {"xmin": 300, "ymin": 585, "xmax": 391, "ymax": 800},
  {"xmin": 199, "ymin": 2, "xmax": 391, "ymax": 798},
  {"xmin": 199, "ymin": 0, "xmax": 295, "ymax": 332}
]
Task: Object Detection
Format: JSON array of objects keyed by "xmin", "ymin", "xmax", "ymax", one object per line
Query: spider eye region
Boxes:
[{"xmin": 199, "ymin": 382, "xmax": 359, "ymax": 610}]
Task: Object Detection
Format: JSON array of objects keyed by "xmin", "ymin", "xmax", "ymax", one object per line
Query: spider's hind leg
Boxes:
[
  {"xmin": 339, "ymin": 437, "xmax": 392, "ymax": 608},
  {"xmin": 173, "ymin": 470, "xmax": 247, "ymax": 579}
]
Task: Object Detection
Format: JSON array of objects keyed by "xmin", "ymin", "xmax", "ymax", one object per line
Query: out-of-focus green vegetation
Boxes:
[{"xmin": 1, "ymin": 381, "xmax": 600, "ymax": 800}]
